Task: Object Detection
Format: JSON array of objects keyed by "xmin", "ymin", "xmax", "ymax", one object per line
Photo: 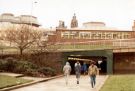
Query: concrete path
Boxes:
[
  {"xmin": 11, "ymin": 75, "xmax": 108, "ymax": 91},
  {"xmin": 0, "ymin": 72, "xmax": 24, "ymax": 77}
]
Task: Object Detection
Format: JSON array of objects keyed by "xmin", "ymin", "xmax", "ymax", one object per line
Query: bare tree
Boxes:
[
  {"xmin": 35, "ymin": 34, "xmax": 61, "ymax": 53},
  {"xmin": 31, "ymin": 32, "xmax": 62, "ymax": 70},
  {"xmin": 4, "ymin": 24, "xmax": 42, "ymax": 56}
]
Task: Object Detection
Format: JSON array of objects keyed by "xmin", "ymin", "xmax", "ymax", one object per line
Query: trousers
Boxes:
[{"xmin": 90, "ymin": 75, "xmax": 96, "ymax": 88}]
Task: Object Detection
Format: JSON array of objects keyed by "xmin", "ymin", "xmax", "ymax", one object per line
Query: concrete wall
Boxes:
[{"xmin": 114, "ymin": 52, "xmax": 135, "ymax": 74}]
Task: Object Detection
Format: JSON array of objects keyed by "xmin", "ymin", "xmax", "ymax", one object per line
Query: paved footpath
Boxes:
[{"xmin": 11, "ymin": 75, "xmax": 108, "ymax": 91}]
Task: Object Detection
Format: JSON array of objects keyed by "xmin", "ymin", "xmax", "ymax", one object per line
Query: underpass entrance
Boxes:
[
  {"xmin": 68, "ymin": 55, "xmax": 107, "ymax": 74},
  {"xmin": 61, "ymin": 50, "xmax": 113, "ymax": 74}
]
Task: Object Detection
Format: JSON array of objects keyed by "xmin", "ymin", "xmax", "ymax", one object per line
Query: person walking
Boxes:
[
  {"xmin": 74, "ymin": 61, "xmax": 81, "ymax": 84},
  {"xmin": 81, "ymin": 62, "xmax": 87, "ymax": 75},
  {"xmin": 63, "ymin": 62, "xmax": 71, "ymax": 85},
  {"xmin": 88, "ymin": 61, "xmax": 98, "ymax": 88},
  {"xmin": 74, "ymin": 61, "xmax": 81, "ymax": 67}
]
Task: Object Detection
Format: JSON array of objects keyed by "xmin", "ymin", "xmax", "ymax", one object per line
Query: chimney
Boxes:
[{"xmin": 132, "ymin": 20, "xmax": 135, "ymax": 31}]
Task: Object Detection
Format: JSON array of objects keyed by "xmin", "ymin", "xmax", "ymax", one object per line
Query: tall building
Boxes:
[{"xmin": 70, "ymin": 13, "xmax": 78, "ymax": 28}]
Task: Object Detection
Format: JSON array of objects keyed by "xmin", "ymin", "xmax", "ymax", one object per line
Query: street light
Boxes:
[
  {"xmin": 31, "ymin": 1, "xmax": 37, "ymax": 16},
  {"xmin": 30, "ymin": 0, "xmax": 37, "ymax": 26}
]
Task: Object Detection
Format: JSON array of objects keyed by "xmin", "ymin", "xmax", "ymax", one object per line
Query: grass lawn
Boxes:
[
  {"xmin": 100, "ymin": 75, "xmax": 135, "ymax": 91},
  {"xmin": 0, "ymin": 75, "xmax": 33, "ymax": 89}
]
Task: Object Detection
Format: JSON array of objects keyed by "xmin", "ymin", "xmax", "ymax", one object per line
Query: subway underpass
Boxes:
[{"xmin": 67, "ymin": 55, "xmax": 107, "ymax": 75}]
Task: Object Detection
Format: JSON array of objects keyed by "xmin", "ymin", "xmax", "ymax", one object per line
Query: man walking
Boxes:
[
  {"xmin": 75, "ymin": 61, "xmax": 81, "ymax": 84},
  {"xmin": 88, "ymin": 61, "xmax": 98, "ymax": 88},
  {"xmin": 63, "ymin": 62, "xmax": 71, "ymax": 85},
  {"xmin": 82, "ymin": 62, "xmax": 87, "ymax": 75}
]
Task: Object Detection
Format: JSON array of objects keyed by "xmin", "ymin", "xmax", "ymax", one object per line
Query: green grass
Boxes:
[
  {"xmin": 0, "ymin": 75, "xmax": 33, "ymax": 89},
  {"xmin": 100, "ymin": 75, "xmax": 135, "ymax": 91}
]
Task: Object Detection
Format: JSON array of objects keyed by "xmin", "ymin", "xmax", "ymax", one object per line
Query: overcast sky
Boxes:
[{"xmin": 0, "ymin": 0, "xmax": 135, "ymax": 30}]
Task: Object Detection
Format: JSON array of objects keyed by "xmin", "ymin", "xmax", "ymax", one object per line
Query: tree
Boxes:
[
  {"xmin": 23, "ymin": 28, "xmax": 61, "ymax": 53},
  {"xmin": 4, "ymin": 24, "xmax": 42, "ymax": 56},
  {"xmin": 31, "ymin": 35, "xmax": 62, "ymax": 73}
]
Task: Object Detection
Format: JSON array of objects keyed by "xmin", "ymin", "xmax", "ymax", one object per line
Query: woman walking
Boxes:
[{"xmin": 63, "ymin": 62, "xmax": 71, "ymax": 85}]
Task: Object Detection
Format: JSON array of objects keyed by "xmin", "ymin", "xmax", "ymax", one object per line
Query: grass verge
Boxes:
[
  {"xmin": 100, "ymin": 75, "xmax": 135, "ymax": 91},
  {"xmin": 0, "ymin": 75, "xmax": 33, "ymax": 89}
]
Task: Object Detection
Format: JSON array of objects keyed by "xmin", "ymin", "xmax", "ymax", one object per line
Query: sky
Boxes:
[{"xmin": 0, "ymin": 0, "xmax": 135, "ymax": 30}]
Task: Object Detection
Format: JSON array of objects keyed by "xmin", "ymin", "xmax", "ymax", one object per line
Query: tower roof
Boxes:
[{"xmin": 71, "ymin": 13, "xmax": 78, "ymax": 28}]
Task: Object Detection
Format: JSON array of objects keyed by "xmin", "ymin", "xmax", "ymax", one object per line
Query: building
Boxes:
[
  {"xmin": 48, "ymin": 14, "xmax": 135, "ymax": 74},
  {"xmin": 0, "ymin": 13, "xmax": 40, "ymax": 30},
  {"xmin": 56, "ymin": 20, "xmax": 67, "ymax": 29},
  {"xmin": 48, "ymin": 14, "xmax": 135, "ymax": 43},
  {"xmin": 49, "ymin": 21, "xmax": 135, "ymax": 44}
]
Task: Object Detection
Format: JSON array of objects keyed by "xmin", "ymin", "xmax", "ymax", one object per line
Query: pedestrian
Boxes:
[
  {"xmin": 63, "ymin": 62, "xmax": 71, "ymax": 85},
  {"xmin": 74, "ymin": 61, "xmax": 81, "ymax": 84},
  {"xmin": 74, "ymin": 61, "xmax": 81, "ymax": 67},
  {"xmin": 81, "ymin": 62, "xmax": 87, "ymax": 75},
  {"xmin": 88, "ymin": 61, "xmax": 99, "ymax": 88}
]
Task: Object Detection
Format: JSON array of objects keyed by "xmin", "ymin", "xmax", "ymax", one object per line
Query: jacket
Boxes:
[
  {"xmin": 88, "ymin": 65, "xmax": 98, "ymax": 76},
  {"xmin": 63, "ymin": 62, "xmax": 71, "ymax": 75}
]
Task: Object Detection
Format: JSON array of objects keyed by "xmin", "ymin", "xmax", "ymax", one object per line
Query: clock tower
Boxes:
[{"xmin": 71, "ymin": 13, "xmax": 78, "ymax": 28}]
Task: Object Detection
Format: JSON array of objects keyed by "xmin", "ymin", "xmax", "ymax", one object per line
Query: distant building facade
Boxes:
[
  {"xmin": 0, "ymin": 13, "xmax": 40, "ymax": 30},
  {"xmin": 49, "ymin": 20, "xmax": 135, "ymax": 43}
]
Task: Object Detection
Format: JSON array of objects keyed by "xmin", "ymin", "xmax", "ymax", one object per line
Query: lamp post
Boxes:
[{"xmin": 30, "ymin": 0, "xmax": 37, "ymax": 26}]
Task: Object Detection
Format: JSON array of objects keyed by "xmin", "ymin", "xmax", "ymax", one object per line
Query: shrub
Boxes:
[
  {"xmin": 0, "ymin": 59, "xmax": 7, "ymax": 71},
  {"xmin": 14, "ymin": 61, "xmax": 38, "ymax": 73},
  {"xmin": 38, "ymin": 67, "xmax": 56, "ymax": 76},
  {"xmin": 0, "ymin": 57, "xmax": 57, "ymax": 77},
  {"xmin": 24, "ymin": 68, "xmax": 39, "ymax": 77},
  {"xmin": 0, "ymin": 57, "xmax": 17, "ymax": 72}
]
